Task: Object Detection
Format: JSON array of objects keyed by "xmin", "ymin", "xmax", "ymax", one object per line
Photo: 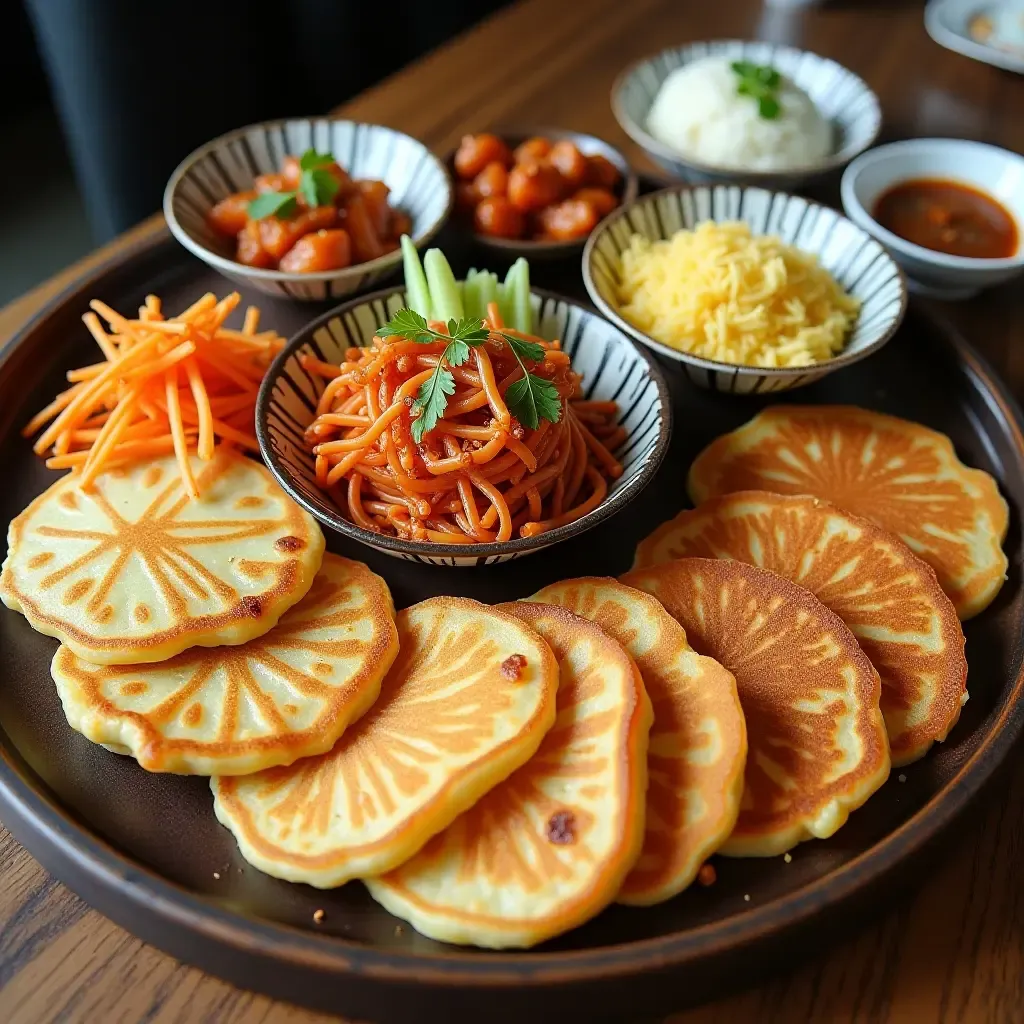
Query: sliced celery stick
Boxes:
[
  {"xmin": 510, "ymin": 258, "xmax": 532, "ymax": 333},
  {"xmin": 400, "ymin": 235, "xmax": 432, "ymax": 319},
  {"xmin": 499, "ymin": 265, "xmax": 517, "ymax": 326},
  {"xmin": 477, "ymin": 271, "xmax": 499, "ymax": 322},
  {"xmin": 463, "ymin": 269, "xmax": 485, "ymax": 323},
  {"xmin": 423, "ymin": 249, "xmax": 464, "ymax": 322}
]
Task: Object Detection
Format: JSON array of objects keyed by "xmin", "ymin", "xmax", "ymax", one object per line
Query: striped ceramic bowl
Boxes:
[
  {"xmin": 612, "ymin": 40, "xmax": 882, "ymax": 189},
  {"xmin": 582, "ymin": 185, "xmax": 907, "ymax": 394},
  {"xmin": 163, "ymin": 118, "xmax": 452, "ymax": 301},
  {"xmin": 257, "ymin": 287, "xmax": 671, "ymax": 566}
]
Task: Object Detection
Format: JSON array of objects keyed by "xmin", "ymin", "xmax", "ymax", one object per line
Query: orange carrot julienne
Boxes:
[{"xmin": 24, "ymin": 291, "xmax": 284, "ymax": 496}]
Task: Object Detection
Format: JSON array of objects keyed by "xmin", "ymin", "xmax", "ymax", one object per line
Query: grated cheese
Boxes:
[{"xmin": 616, "ymin": 221, "xmax": 860, "ymax": 368}]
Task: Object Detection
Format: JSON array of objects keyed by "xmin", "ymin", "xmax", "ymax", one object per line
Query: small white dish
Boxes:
[
  {"xmin": 164, "ymin": 118, "xmax": 452, "ymax": 302},
  {"xmin": 582, "ymin": 184, "xmax": 906, "ymax": 394},
  {"xmin": 611, "ymin": 40, "xmax": 881, "ymax": 190},
  {"xmin": 841, "ymin": 138, "xmax": 1024, "ymax": 300},
  {"xmin": 926, "ymin": 0, "xmax": 1024, "ymax": 74}
]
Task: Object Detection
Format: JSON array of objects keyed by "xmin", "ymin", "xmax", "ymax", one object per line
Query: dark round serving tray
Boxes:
[{"xmin": 0, "ymin": 227, "xmax": 1022, "ymax": 1024}]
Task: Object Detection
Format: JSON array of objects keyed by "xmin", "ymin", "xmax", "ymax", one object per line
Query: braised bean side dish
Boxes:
[
  {"xmin": 206, "ymin": 149, "xmax": 412, "ymax": 273},
  {"xmin": 454, "ymin": 133, "xmax": 622, "ymax": 242}
]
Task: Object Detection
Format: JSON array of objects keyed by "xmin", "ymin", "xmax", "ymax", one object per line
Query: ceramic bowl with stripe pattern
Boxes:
[
  {"xmin": 257, "ymin": 287, "xmax": 671, "ymax": 565},
  {"xmin": 582, "ymin": 184, "xmax": 907, "ymax": 394},
  {"xmin": 612, "ymin": 40, "xmax": 882, "ymax": 189},
  {"xmin": 163, "ymin": 118, "xmax": 452, "ymax": 302}
]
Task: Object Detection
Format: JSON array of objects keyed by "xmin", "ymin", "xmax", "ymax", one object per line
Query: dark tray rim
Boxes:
[{"xmin": 1, "ymin": 229, "xmax": 1023, "ymax": 992}]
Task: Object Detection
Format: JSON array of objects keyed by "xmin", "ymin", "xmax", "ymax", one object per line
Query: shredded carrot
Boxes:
[
  {"xmin": 301, "ymin": 311, "xmax": 623, "ymax": 544},
  {"xmin": 24, "ymin": 291, "xmax": 285, "ymax": 497}
]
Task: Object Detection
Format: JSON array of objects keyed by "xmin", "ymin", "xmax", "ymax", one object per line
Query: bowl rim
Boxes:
[
  {"xmin": 581, "ymin": 183, "xmax": 909, "ymax": 376},
  {"xmin": 840, "ymin": 138, "xmax": 1024, "ymax": 271},
  {"xmin": 256, "ymin": 284, "xmax": 673, "ymax": 560},
  {"xmin": 610, "ymin": 39, "xmax": 883, "ymax": 181},
  {"xmin": 924, "ymin": 0, "xmax": 1024, "ymax": 75},
  {"xmin": 443, "ymin": 126, "xmax": 640, "ymax": 255},
  {"xmin": 162, "ymin": 116, "xmax": 454, "ymax": 283}
]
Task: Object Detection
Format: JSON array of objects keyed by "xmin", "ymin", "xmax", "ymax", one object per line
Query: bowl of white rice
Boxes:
[
  {"xmin": 581, "ymin": 184, "xmax": 906, "ymax": 393},
  {"xmin": 612, "ymin": 40, "xmax": 881, "ymax": 188}
]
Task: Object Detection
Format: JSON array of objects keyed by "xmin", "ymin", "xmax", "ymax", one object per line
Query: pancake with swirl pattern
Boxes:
[
  {"xmin": 212, "ymin": 598, "xmax": 558, "ymax": 887},
  {"xmin": 1, "ymin": 447, "xmax": 325, "ymax": 664},
  {"xmin": 531, "ymin": 577, "xmax": 746, "ymax": 906},
  {"xmin": 622, "ymin": 558, "xmax": 890, "ymax": 857},
  {"xmin": 687, "ymin": 406, "xmax": 1008, "ymax": 619},
  {"xmin": 367, "ymin": 602, "xmax": 652, "ymax": 948},
  {"xmin": 634, "ymin": 492, "xmax": 968, "ymax": 765},
  {"xmin": 50, "ymin": 554, "xmax": 398, "ymax": 775}
]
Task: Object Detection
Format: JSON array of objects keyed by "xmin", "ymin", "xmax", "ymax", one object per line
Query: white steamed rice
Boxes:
[{"xmin": 646, "ymin": 56, "xmax": 832, "ymax": 171}]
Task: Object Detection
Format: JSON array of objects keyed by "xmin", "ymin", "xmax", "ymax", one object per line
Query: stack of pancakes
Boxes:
[
  {"xmin": 0, "ymin": 446, "xmax": 403, "ymax": 778},
  {"xmin": 0, "ymin": 405, "xmax": 1005, "ymax": 951}
]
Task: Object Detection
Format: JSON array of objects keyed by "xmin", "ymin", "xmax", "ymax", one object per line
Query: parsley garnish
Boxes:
[
  {"xmin": 247, "ymin": 191, "xmax": 299, "ymax": 220},
  {"xmin": 247, "ymin": 148, "xmax": 341, "ymax": 220},
  {"xmin": 379, "ymin": 312, "xmax": 489, "ymax": 442},
  {"xmin": 496, "ymin": 333, "xmax": 561, "ymax": 431},
  {"xmin": 377, "ymin": 311, "xmax": 562, "ymax": 441},
  {"xmin": 731, "ymin": 60, "xmax": 783, "ymax": 120}
]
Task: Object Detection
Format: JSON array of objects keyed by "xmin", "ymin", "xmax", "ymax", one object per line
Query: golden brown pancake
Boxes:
[
  {"xmin": 635, "ymin": 492, "xmax": 968, "ymax": 766},
  {"xmin": 687, "ymin": 406, "xmax": 1008, "ymax": 619},
  {"xmin": 212, "ymin": 597, "xmax": 558, "ymax": 887},
  {"xmin": 622, "ymin": 558, "xmax": 890, "ymax": 857},
  {"xmin": 50, "ymin": 554, "xmax": 397, "ymax": 775},
  {"xmin": 367, "ymin": 602, "xmax": 652, "ymax": 948},
  {"xmin": 1, "ymin": 447, "xmax": 325, "ymax": 664},
  {"xmin": 531, "ymin": 577, "xmax": 746, "ymax": 905}
]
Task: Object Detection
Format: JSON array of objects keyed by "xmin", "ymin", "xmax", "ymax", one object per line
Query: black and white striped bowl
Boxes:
[
  {"xmin": 582, "ymin": 185, "xmax": 907, "ymax": 394},
  {"xmin": 257, "ymin": 287, "xmax": 671, "ymax": 566},
  {"xmin": 163, "ymin": 118, "xmax": 452, "ymax": 302},
  {"xmin": 612, "ymin": 40, "xmax": 881, "ymax": 189}
]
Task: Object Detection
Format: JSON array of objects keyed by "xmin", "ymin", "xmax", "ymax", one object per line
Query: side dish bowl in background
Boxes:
[
  {"xmin": 164, "ymin": 118, "xmax": 453, "ymax": 301},
  {"xmin": 841, "ymin": 138, "xmax": 1024, "ymax": 299},
  {"xmin": 445, "ymin": 129, "xmax": 638, "ymax": 261},
  {"xmin": 612, "ymin": 40, "xmax": 881, "ymax": 189},
  {"xmin": 257, "ymin": 286, "xmax": 670, "ymax": 565},
  {"xmin": 583, "ymin": 184, "xmax": 907, "ymax": 393}
]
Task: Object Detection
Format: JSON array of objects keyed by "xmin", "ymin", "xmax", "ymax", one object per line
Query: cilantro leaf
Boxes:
[
  {"xmin": 444, "ymin": 338, "xmax": 471, "ymax": 368},
  {"xmin": 378, "ymin": 309, "xmax": 436, "ymax": 343},
  {"xmin": 410, "ymin": 364, "xmax": 456, "ymax": 442},
  {"xmin": 302, "ymin": 166, "xmax": 341, "ymax": 208},
  {"xmin": 299, "ymin": 148, "xmax": 335, "ymax": 172},
  {"xmin": 730, "ymin": 60, "xmax": 784, "ymax": 120},
  {"xmin": 247, "ymin": 190, "xmax": 298, "ymax": 220},
  {"xmin": 377, "ymin": 310, "xmax": 494, "ymax": 437},
  {"xmin": 505, "ymin": 373, "xmax": 562, "ymax": 431},
  {"xmin": 378, "ymin": 309, "xmax": 491, "ymax": 348},
  {"xmin": 501, "ymin": 333, "xmax": 545, "ymax": 364},
  {"xmin": 447, "ymin": 318, "xmax": 490, "ymax": 346}
]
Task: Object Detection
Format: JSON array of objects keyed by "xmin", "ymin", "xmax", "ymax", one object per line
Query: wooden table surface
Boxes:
[{"xmin": 2, "ymin": 1, "xmax": 1023, "ymax": 1021}]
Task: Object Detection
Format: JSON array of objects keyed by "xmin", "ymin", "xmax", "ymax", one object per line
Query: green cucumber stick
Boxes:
[
  {"xmin": 477, "ymin": 271, "xmax": 499, "ymax": 322},
  {"xmin": 400, "ymin": 235, "xmax": 432, "ymax": 319},
  {"xmin": 498, "ymin": 266, "xmax": 515, "ymax": 327},
  {"xmin": 463, "ymin": 269, "xmax": 484, "ymax": 323},
  {"xmin": 423, "ymin": 248, "xmax": 464, "ymax": 322},
  {"xmin": 510, "ymin": 257, "xmax": 532, "ymax": 334}
]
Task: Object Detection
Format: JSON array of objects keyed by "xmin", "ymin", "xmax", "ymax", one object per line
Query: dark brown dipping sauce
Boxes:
[{"xmin": 873, "ymin": 177, "xmax": 1018, "ymax": 259}]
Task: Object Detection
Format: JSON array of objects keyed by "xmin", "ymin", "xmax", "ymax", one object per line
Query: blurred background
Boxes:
[{"xmin": 1, "ymin": 0, "xmax": 510, "ymax": 306}]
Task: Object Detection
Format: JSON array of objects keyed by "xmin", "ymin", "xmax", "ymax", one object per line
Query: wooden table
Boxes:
[{"xmin": 2, "ymin": 1, "xmax": 1023, "ymax": 1021}]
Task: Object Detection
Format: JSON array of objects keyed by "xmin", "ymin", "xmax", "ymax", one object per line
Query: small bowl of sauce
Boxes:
[
  {"xmin": 873, "ymin": 178, "xmax": 1018, "ymax": 260},
  {"xmin": 841, "ymin": 139, "xmax": 1024, "ymax": 299}
]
